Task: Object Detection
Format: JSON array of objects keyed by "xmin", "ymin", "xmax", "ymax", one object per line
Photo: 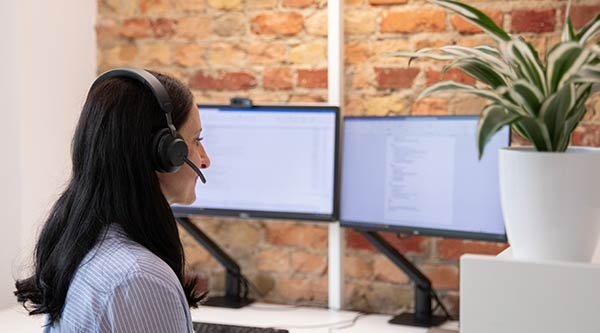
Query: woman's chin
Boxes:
[{"xmin": 181, "ymin": 193, "xmax": 196, "ymax": 206}]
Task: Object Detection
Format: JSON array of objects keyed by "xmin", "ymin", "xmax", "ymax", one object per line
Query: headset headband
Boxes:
[
  {"xmin": 91, "ymin": 68, "xmax": 178, "ymax": 135},
  {"xmin": 91, "ymin": 68, "xmax": 173, "ymax": 113}
]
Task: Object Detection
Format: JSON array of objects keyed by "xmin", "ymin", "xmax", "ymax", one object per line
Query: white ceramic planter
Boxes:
[{"xmin": 499, "ymin": 147, "xmax": 600, "ymax": 262}]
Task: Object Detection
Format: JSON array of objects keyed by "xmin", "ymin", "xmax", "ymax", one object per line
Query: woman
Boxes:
[{"xmin": 15, "ymin": 69, "xmax": 211, "ymax": 332}]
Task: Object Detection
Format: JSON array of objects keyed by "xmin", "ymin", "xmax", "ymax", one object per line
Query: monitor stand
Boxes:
[
  {"xmin": 177, "ymin": 217, "xmax": 254, "ymax": 309},
  {"xmin": 357, "ymin": 230, "xmax": 447, "ymax": 328}
]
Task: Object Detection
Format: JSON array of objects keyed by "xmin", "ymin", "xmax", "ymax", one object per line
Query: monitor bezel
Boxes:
[
  {"xmin": 172, "ymin": 104, "xmax": 342, "ymax": 222},
  {"xmin": 339, "ymin": 115, "xmax": 510, "ymax": 243}
]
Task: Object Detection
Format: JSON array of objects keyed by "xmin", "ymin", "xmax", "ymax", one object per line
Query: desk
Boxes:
[{"xmin": 0, "ymin": 302, "xmax": 459, "ymax": 332}]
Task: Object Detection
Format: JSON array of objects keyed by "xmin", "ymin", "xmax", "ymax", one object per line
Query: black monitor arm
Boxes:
[
  {"xmin": 177, "ymin": 217, "xmax": 253, "ymax": 308},
  {"xmin": 358, "ymin": 230, "xmax": 447, "ymax": 327}
]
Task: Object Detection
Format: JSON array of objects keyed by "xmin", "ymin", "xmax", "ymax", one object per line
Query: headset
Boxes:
[{"xmin": 90, "ymin": 67, "xmax": 206, "ymax": 184}]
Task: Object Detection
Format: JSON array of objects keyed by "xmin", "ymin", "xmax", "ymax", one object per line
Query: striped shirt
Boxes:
[{"xmin": 43, "ymin": 224, "xmax": 193, "ymax": 333}]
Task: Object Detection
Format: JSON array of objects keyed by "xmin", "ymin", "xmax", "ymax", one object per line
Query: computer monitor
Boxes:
[
  {"xmin": 173, "ymin": 104, "xmax": 340, "ymax": 221},
  {"xmin": 340, "ymin": 115, "xmax": 510, "ymax": 242}
]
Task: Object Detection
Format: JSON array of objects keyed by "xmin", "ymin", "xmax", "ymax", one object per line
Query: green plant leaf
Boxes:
[
  {"xmin": 389, "ymin": 49, "xmax": 455, "ymax": 64},
  {"xmin": 566, "ymin": 82, "xmax": 593, "ymax": 119},
  {"xmin": 440, "ymin": 45, "xmax": 513, "ymax": 76},
  {"xmin": 546, "ymin": 42, "xmax": 584, "ymax": 93},
  {"xmin": 431, "ymin": 0, "xmax": 511, "ymax": 42},
  {"xmin": 515, "ymin": 118, "xmax": 552, "ymax": 151},
  {"xmin": 477, "ymin": 104, "xmax": 520, "ymax": 158},
  {"xmin": 577, "ymin": 14, "xmax": 600, "ymax": 45},
  {"xmin": 505, "ymin": 37, "xmax": 548, "ymax": 96},
  {"xmin": 540, "ymin": 84, "xmax": 576, "ymax": 149},
  {"xmin": 558, "ymin": 51, "xmax": 595, "ymax": 90},
  {"xmin": 443, "ymin": 58, "xmax": 508, "ymax": 88},
  {"xmin": 508, "ymin": 80, "xmax": 544, "ymax": 116},
  {"xmin": 560, "ymin": 104, "xmax": 587, "ymax": 151},
  {"xmin": 561, "ymin": 83, "xmax": 593, "ymax": 150},
  {"xmin": 562, "ymin": 0, "xmax": 577, "ymax": 43},
  {"xmin": 420, "ymin": 81, "xmax": 508, "ymax": 105},
  {"xmin": 474, "ymin": 45, "xmax": 502, "ymax": 57},
  {"xmin": 573, "ymin": 64, "xmax": 600, "ymax": 83},
  {"xmin": 420, "ymin": 81, "xmax": 524, "ymax": 115}
]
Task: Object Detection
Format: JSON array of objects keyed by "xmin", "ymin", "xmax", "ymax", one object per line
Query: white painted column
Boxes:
[{"xmin": 327, "ymin": 0, "xmax": 345, "ymax": 311}]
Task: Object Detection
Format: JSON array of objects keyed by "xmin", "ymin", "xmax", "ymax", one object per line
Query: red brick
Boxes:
[
  {"xmin": 263, "ymin": 67, "xmax": 293, "ymax": 90},
  {"xmin": 140, "ymin": 0, "xmax": 170, "ymax": 15},
  {"xmin": 369, "ymin": 0, "xmax": 408, "ymax": 5},
  {"xmin": 189, "ymin": 71, "xmax": 257, "ymax": 91},
  {"xmin": 345, "ymin": 42, "xmax": 371, "ymax": 64},
  {"xmin": 121, "ymin": 18, "xmax": 152, "ymax": 38},
  {"xmin": 420, "ymin": 264, "xmax": 459, "ymax": 290},
  {"xmin": 289, "ymin": 94, "xmax": 327, "ymax": 103},
  {"xmin": 251, "ymin": 12, "xmax": 304, "ymax": 36},
  {"xmin": 381, "ymin": 9, "xmax": 446, "ymax": 33},
  {"xmin": 451, "ymin": 10, "xmax": 503, "ymax": 34},
  {"xmin": 373, "ymin": 256, "xmax": 409, "ymax": 283},
  {"xmin": 511, "ymin": 9, "xmax": 556, "ymax": 33},
  {"xmin": 256, "ymin": 248, "xmax": 291, "ymax": 272},
  {"xmin": 276, "ymin": 276, "xmax": 327, "ymax": 303},
  {"xmin": 99, "ymin": 0, "xmax": 137, "ymax": 17},
  {"xmin": 425, "ymin": 68, "xmax": 476, "ymax": 86},
  {"xmin": 571, "ymin": 123, "xmax": 600, "ymax": 147},
  {"xmin": 282, "ymin": 0, "xmax": 315, "ymax": 8},
  {"xmin": 345, "ymin": 255, "xmax": 373, "ymax": 279},
  {"xmin": 176, "ymin": 16, "xmax": 211, "ymax": 39},
  {"xmin": 570, "ymin": 5, "xmax": 600, "ymax": 29},
  {"xmin": 265, "ymin": 223, "xmax": 328, "ymax": 249},
  {"xmin": 374, "ymin": 67, "xmax": 419, "ymax": 89},
  {"xmin": 152, "ymin": 18, "xmax": 177, "ymax": 37},
  {"xmin": 292, "ymin": 251, "xmax": 327, "ymax": 274},
  {"xmin": 443, "ymin": 291, "xmax": 460, "ymax": 318},
  {"xmin": 412, "ymin": 97, "xmax": 450, "ymax": 115},
  {"xmin": 96, "ymin": 18, "xmax": 120, "ymax": 43},
  {"xmin": 297, "ymin": 69, "xmax": 328, "ymax": 89},
  {"xmin": 437, "ymin": 238, "xmax": 509, "ymax": 260},
  {"xmin": 174, "ymin": 0, "xmax": 206, "ymax": 12},
  {"xmin": 346, "ymin": 229, "xmax": 427, "ymax": 255},
  {"xmin": 344, "ymin": 95, "xmax": 366, "ymax": 116}
]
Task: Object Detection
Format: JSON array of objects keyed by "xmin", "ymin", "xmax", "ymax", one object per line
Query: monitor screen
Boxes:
[
  {"xmin": 340, "ymin": 116, "xmax": 509, "ymax": 241},
  {"xmin": 172, "ymin": 105, "xmax": 340, "ymax": 221}
]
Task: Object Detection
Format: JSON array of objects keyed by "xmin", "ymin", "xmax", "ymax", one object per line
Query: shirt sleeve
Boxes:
[{"xmin": 98, "ymin": 273, "xmax": 192, "ymax": 333}]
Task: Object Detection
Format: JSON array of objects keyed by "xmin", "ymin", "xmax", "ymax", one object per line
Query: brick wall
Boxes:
[{"xmin": 97, "ymin": 0, "xmax": 600, "ymax": 316}]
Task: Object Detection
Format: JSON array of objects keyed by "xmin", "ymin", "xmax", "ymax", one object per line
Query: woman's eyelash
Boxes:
[{"xmin": 195, "ymin": 137, "xmax": 204, "ymax": 142}]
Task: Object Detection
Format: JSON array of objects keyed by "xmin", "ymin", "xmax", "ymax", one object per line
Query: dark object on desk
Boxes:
[
  {"xmin": 360, "ymin": 231, "xmax": 447, "ymax": 328},
  {"xmin": 193, "ymin": 321, "xmax": 289, "ymax": 333},
  {"xmin": 177, "ymin": 217, "xmax": 254, "ymax": 308}
]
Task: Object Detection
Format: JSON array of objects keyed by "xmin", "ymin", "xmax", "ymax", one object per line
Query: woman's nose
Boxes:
[{"xmin": 198, "ymin": 148, "xmax": 210, "ymax": 169}]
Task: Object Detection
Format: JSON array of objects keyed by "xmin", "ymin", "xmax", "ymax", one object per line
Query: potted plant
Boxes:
[{"xmin": 394, "ymin": 0, "xmax": 600, "ymax": 262}]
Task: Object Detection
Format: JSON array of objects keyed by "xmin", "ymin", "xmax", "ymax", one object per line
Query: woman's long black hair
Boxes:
[{"xmin": 14, "ymin": 71, "xmax": 203, "ymax": 323}]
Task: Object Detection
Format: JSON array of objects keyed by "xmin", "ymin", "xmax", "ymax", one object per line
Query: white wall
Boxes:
[
  {"xmin": 0, "ymin": 0, "xmax": 24, "ymax": 310},
  {"xmin": 0, "ymin": 0, "xmax": 96, "ymax": 308}
]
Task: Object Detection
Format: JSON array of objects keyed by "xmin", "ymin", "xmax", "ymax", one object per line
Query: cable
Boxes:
[
  {"xmin": 268, "ymin": 312, "xmax": 367, "ymax": 331},
  {"xmin": 328, "ymin": 313, "xmax": 367, "ymax": 332},
  {"xmin": 240, "ymin": 274, "xmax": 265, "ymax": 298},
  {"xmin": 429, "ymin": 289, "xmax": 455, "ymax": 321},
  {"xmin": 248, "ymin": 301, "xmax": 331, "ymax": 312}
]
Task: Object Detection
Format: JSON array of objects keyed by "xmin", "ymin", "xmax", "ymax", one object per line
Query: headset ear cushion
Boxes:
[{"xmin": 152, "ymin": 128, "xmax": 188, "ymax": 173}]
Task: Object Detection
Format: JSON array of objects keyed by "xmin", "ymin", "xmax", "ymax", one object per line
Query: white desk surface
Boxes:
[{"xmin": 0, "ymin": 302, "xmax": 459, "ymax": 333}]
